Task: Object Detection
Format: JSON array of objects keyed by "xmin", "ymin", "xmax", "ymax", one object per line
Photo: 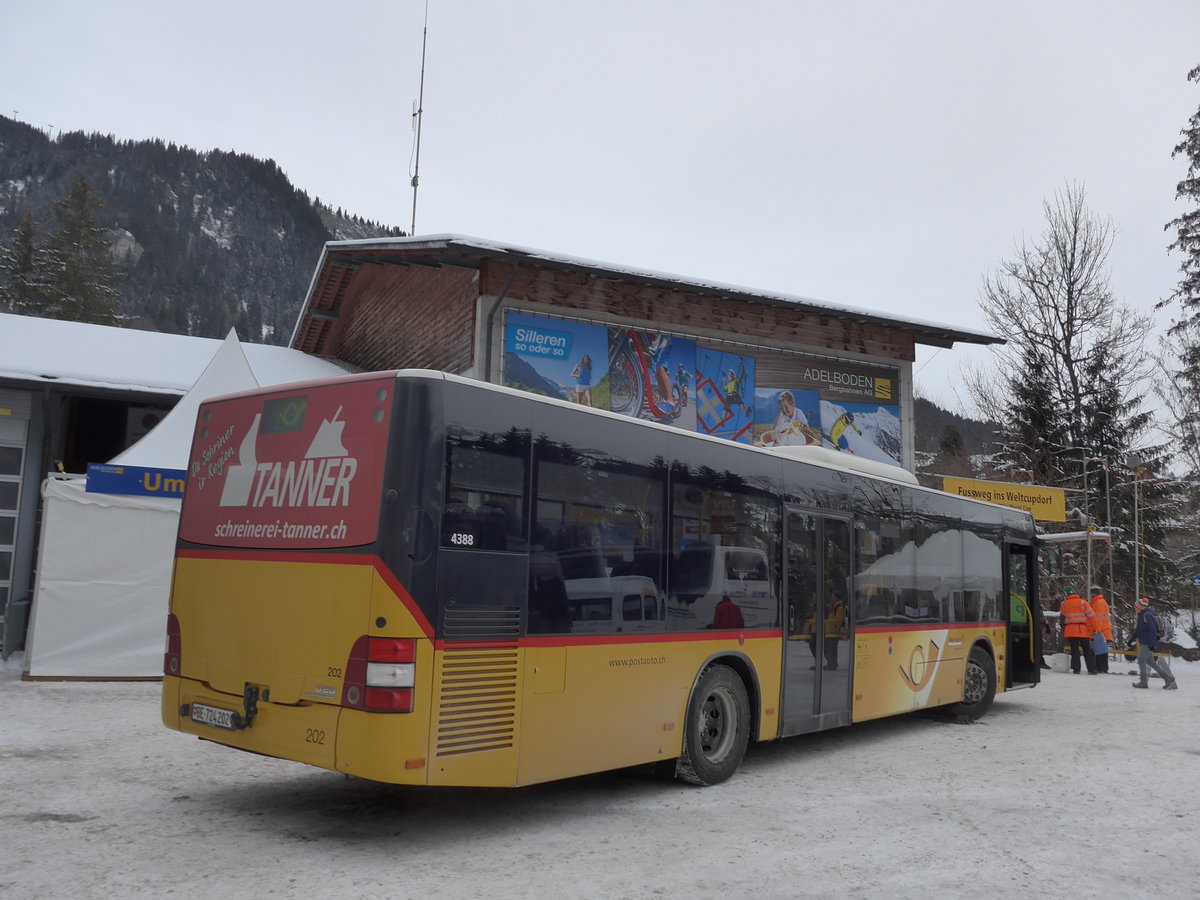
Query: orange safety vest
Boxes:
[
  {"xmin": 1060, "ymin": 593, "xmax": 1097, "ymax": 639},
  {"xmin": 1090, "ymin": 594, "xmax": 1113, "ymax": 641}
]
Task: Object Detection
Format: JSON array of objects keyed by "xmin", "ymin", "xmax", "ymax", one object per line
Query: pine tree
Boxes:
[
  {"xmin": 991, "ymin": 345, "xmax": 1069, "ymax": 486},
  {"xmin": 1158, "ymin": 65, "xmax": 1200, "ymax": 626},
  {"xmin": 0, "ymin": 211, "xmax": 51, "ymax": 315},
  {"xmin": 1161, "ymin": 65, "xmax": 1200, "ymax": 473},
  {"xmin": 1166, "ymin": 65, "xmax": 1200, "ymax": 340},
  {"xmin": 42, "ymin": 178, "xmax": 121, "ymax": 324},
  {"xmin": 938, "ymin": 426, "xmax": 965, "ymax": 457}
]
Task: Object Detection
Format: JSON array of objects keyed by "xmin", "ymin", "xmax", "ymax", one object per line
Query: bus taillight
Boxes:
[
  {"xmin": 342, "ymin": 636, "xmax": 416, "ymax": 713},
  {"xmin": 164, "ymin": 613, "xmax": 181, "ymax": 676}
]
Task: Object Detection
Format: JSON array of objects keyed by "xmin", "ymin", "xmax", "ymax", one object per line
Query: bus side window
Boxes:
[{"xmin": 442, "ymin": 438, "xmax": 527, "ymax": 552}]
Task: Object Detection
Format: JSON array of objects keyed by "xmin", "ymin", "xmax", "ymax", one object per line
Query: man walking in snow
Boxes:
[{"xmin": 1130, "ymin": 597, "xmax": 1178, "ymax": 690}]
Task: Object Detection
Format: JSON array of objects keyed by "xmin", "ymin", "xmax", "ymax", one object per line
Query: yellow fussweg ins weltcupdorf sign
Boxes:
[{"xmin": 942, "ymin": 476, "xmax": 1066, "ymax": 522}]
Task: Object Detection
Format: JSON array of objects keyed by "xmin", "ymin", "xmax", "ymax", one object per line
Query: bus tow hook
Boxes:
[{"xmin": 232, "ymin": 685, "xmax": 260, "ymax": 730}]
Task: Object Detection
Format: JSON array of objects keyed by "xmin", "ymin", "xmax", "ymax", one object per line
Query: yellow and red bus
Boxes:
[{"xmin": 162, "ymin": 370, "xmax": 1041, "ymax": 786}]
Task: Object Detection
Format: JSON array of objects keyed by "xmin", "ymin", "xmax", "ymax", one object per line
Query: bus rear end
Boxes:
[{"xmin": 162, "ymin": 372, "xmax": 438, "ymax": 783}]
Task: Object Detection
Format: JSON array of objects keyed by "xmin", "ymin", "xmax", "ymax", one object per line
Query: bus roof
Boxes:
[{"xmin": 197, "ymin": 367, "xmax": 1030, "ymax": 522}]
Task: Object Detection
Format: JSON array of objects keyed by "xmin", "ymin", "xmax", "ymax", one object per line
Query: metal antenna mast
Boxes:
[{"xmin": 410, "ymin": 1, "xmax": 429, "ymax": 235}]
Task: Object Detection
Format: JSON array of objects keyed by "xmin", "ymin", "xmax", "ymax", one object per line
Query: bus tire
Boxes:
[
  {"xmin": 676, "ymin": 664, "xmax": 750, "ymax": 786},
  {"xmin": 952, "ymin": 645, "xmax": 996, "ymax": 720}
]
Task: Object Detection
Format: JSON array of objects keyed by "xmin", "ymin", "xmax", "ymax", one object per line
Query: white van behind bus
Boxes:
[{"xmin": 668, "ymin": 542, "xmax": 775, "ymax": 628}]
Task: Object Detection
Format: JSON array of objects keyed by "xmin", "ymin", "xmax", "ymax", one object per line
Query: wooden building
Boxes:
[{"xmin": 289, "ymin": 234, "xmax": 1000, "ymax": 470}]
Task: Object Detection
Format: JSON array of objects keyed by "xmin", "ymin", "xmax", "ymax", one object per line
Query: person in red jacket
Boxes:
[
  {"xmin": 710, "ymin": 595, "xmax": 745, "ymax": 630},
  {"xmin": 1059, "ymin": 586, "xmax": 1098, "ymax": 674}
]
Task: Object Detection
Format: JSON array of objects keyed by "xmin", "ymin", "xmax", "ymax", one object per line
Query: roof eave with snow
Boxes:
[{"xmin": 292, "ymin": 233, "xmax": 1001, "ymax": 351}]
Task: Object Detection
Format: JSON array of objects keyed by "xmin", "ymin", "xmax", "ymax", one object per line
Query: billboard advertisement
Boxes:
[
  {"xmin": 503, "ymin": 312, "xmax": 903, "ymax": 464},
  {"xmin": 504, "ymin": 313, "xmax": 610, "ymax": 408}
]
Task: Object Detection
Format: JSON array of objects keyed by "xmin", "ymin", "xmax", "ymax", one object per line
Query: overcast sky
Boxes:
[{"xmin": 10, "ymin": 1, "xmax": 1200, "ymax": 413}]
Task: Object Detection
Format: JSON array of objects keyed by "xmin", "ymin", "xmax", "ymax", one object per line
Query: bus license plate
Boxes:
[{"xmin": 191, "ymin": 702, "xmax": 239, "ymax": 730}]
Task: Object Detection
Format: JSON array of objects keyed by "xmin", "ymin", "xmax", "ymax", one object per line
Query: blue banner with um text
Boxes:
[{"xmin": 86, "ymin": 463, "xmax": 187, "ymax": 498}]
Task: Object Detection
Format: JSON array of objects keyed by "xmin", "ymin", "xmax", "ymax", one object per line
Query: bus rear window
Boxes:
[
  {"xmin": 440, "ymin": 442, "xmax": 526, "ymax": 552},
  {"xmin": 179, "ymin": 377, "xmax": 393, "ymax": 549}
]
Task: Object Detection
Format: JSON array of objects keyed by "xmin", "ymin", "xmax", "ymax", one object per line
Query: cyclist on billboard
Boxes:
[{"xmin": 676, "ymin": 363, "xmax": 690, "ymax": 408}]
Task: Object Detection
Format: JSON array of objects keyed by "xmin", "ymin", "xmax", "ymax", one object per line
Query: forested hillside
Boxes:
[
  {"xmin": 913, "ymin": 396, "xmax": 998, "ymax": 455},
  {"xmin": 910, "ymin": 396, "xmax": 1001, "ymax": 482},
  {"xmin": 0, "ymin": 116, "xmax": 402, "ymax": 342}
]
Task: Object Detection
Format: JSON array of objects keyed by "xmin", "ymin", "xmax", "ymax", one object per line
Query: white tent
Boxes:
[
  {"xmin": 23, "ymin": 331, "xmax": 346, "ymax": 679},
  {"xmin": 109, "ymin": 329, "xmax": 260, "ymax": 468},
  {"xmin": 24, "ymin": 478, "xmax": 181, "ymax": 678}
]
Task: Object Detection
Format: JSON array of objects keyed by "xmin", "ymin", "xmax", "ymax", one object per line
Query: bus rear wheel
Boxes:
[
  {"xmin": 952, "ymin": 646, "xmax": 996, "ymax": 720},
  {"xmin": 676, "ymin": 664, "xmax": 750, "ymax": 786}
]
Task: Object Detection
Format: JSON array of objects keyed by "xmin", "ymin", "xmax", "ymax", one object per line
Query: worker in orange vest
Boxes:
[
  {"xmin": 1059, "ymin": 586, "xmax": 1098, "ymax": 674},
  {"xmin": 1089, "ymin": 587, "xmax": 1113, "ymax": 673}
]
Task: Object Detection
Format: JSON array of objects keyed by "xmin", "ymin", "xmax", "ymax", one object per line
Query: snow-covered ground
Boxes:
[{"xmin": 2, "ymin": 651, "xmax": 1197, "ymax": 899}]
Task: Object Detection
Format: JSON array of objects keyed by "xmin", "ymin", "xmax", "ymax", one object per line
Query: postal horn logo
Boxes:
[{"xmin": 898, "ymin": 638, "xmax": 941, "ymax": 691}]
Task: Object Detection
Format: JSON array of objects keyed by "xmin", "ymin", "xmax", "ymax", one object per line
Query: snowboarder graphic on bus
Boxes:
[
  {"xmin": 723, "ymin": 360, "xmax": 751, "ymax": 417},
  {"xmin": 828, "ymin": 410, "xmax": 863, "ymax": 453}
]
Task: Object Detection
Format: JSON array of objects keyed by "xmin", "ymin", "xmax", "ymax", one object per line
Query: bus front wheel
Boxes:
[
  {"xmin": 952, "ymin": 646, "xmax": 996, "ymax": 720},
  {"xmin": 676, "ymin": 664, "xmax": 750, "ymax": 786}
]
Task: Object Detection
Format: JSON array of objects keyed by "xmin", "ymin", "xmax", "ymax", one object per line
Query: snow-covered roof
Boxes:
[
  {"xmin": 292, "ymin": 232, "xmax": 1001, "ymax": 350},
  {"xmin": 0, "ymin": 313, "xmax": 348, "ymax": 396}
]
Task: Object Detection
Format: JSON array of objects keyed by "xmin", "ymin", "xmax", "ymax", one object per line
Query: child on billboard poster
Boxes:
[{"xmin": 753, "ymin": 388, "xmax": 822, "ymax": 447}]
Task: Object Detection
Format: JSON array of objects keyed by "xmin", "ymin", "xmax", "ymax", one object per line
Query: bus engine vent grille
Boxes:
[
  {"xmin": 435, "ymin": 646, "xmax": 519, "ymax": 757},
  {"xmin": 442, "ymin": 604, "xmax": 521, "ymax": 640}
]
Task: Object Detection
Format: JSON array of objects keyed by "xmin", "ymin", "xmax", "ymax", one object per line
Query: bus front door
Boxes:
[
  {"xmin": 1005, "ymin": 541, "xmax": 1040, "ymax": 689},
  {"xmin": 781, "ymin": 510, "xmax": 853, "ymax": 736}
]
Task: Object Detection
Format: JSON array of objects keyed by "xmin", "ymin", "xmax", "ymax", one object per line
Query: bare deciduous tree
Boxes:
[
  {"xmin": 968, "ymin": 182, "xmax": 1153, "ymax": 455},
  {"xmin": 966, "ymin": 182, "xmax": 1175, "ymax": 613}
]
